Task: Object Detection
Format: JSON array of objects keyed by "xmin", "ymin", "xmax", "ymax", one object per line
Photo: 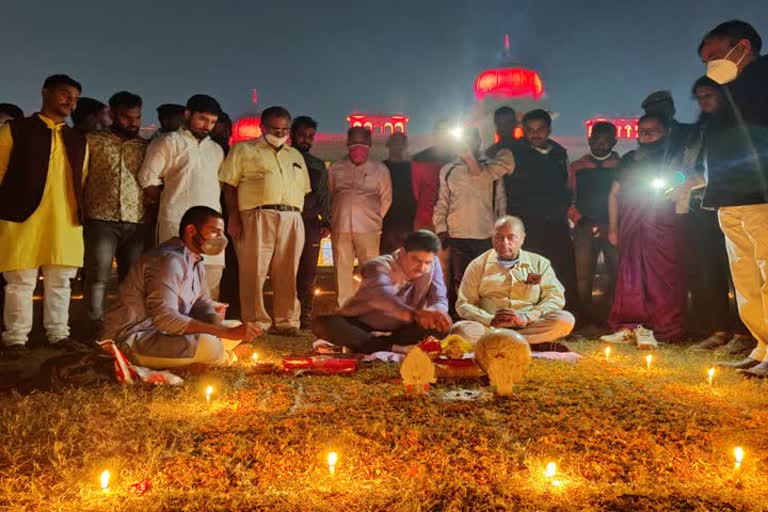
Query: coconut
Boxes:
[{"xmin": 474, "ymin": 329, "xmax": 531, "ymax": 396}]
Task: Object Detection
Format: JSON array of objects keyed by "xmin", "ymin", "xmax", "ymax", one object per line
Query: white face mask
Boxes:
[
  {"xmin": 706, "ymin": 45, "xmax": 746, "ymax": 85},
  {"xmin": 265, "ymin": 133, "xmax": 288, "ymax": 147}
]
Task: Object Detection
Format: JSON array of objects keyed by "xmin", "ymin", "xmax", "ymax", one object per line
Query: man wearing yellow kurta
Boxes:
[
  {"xmin": 452, "ymin": 216, "xmax": 575, "ymax": 350},
  {"xmin": 0, "ymin": 75, "xmax": 88, "ymax": 353}
]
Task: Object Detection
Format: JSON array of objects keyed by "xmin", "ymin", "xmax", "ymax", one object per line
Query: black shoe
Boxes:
[
  {"xmin": 1, "ymin": 344, "xmax": 28, "ymax": 359},
  {"xmin": 717, "ymin": 357, "xmax": 760, "ymax": 370},
  {"xmin": 50, "ymin": 337, "xmax": 90, "ymax": 352}
]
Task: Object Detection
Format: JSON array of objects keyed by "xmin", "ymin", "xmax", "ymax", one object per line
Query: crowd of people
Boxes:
[{"xmin": 0, "ymin": 19, "xmax": 766, "ymax": 378}]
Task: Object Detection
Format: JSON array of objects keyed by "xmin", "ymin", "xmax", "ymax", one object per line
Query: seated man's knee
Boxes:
[
  {"xmin": 195, "ymin": 334, "xmax": 227, "ymax": 366},
  {"xmin": 553, "ymin": 311, "xmax": 576, "ymax": 337}
]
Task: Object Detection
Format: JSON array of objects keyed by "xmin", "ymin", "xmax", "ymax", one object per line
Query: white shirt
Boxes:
[
  {"xmin": 328, "ymin": 157, "xmax": 392, "ymax": 234},
  {"xmin": 138, "ymin": 128, "xmax": 225, "ymax": 265},
  {"xmin": 432, "ymin": 149, "xmax": 515, "ymax": 239}
]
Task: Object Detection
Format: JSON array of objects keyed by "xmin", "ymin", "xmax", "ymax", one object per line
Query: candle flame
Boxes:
[
  {"xmin": 734, "ymin": 446, "xmax": 744, "ymax": 464},
  {"xmin": 645, "ymin": 354, "xmax": 653, "ymax": 368},
  {"xmin": 100, "ymin": 470, "xmax": 110, "ymax": 490},
  {"xmin": 544, "ymin": 462, "xmax": 557, "ymax": 478},
  {"xmin": 328, "ymin": 451, "xmax": 338, "ymax": 475},
  {"xmin": 205, "ymin": 385, "xmax": 214, "ymax": 402},
  {"xmin": 604, "ymin": 347, "xmax": 611, "ymax": 359},
  {"xmin": 707, "ymin": 367, "xmax": 715, "ymax": 385},
  {"xmin": 252, "ymin": 352, "xmax": 259, "ymax": 362},
  {"xmin": 314, "ymin": 288, "xmax": 322, "ymax": 296}
]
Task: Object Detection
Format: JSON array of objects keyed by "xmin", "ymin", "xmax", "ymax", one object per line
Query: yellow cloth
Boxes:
[
  {"xmin": 218, "ymin": 136, "xmax": 310, "ymax": 211},
  {"xmin": 456, "ymin": 249, "xmax": 566, "ymax": 326},
  {"xmin": 0, "ymin": 115, "xmax": 88, "ymax": 272}
]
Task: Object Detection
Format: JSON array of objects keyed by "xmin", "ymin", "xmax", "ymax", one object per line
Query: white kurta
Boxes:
[{"xmin": 138, "ymin": 129, "xmax": 225, "ymax": 266}]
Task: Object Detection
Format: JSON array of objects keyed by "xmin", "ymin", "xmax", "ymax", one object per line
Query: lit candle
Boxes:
[
  {"xmin": 734, "ymin": 446, "xmax": 744, "ymax": 469},
  {"xmin": 544, "ymin": 462, "xmax": 557, "ymax": 479},
  {"xmin": 252, "ymin": 352, "xmax": 259, "ymax": 363},
  {"xmin": 327, "ymin": 451, "xmax": 338, "ymax": 476},
  {"xmin": 100, "ymin": 470, "xmax": 110, "ymax": 491},
  {"xmin": 314, "ymin": 288, "xmax": 321, "ymax": 296},
  {"xmin": 707, "ymin": 367, "xmax": 715, "ymax": 386},
  {"xmin": 604, "ymin": 346, "xmax": 611, "ymax": 360},
  {"xmin": 645, "ymin": 354, "xmax": 653, "ymax": 370},
  {"xmin": 205, "ymin": 385, "xmax": 214, "ymax": 403}
]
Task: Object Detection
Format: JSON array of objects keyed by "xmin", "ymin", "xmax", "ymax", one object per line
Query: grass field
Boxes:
[{"xmin": 0, "ymin": 333, "xmax": 766, "ymax": 512}]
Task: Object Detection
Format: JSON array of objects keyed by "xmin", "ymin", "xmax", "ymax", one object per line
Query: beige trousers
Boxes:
[
  {"xmin": 450, "ymin": 310, "xmax": 575, "ymax": 345},
  {"xmin": 236, "ymin": 209, "xmax": 304, "ymax": 330},
  {"xmin": 332, "ymin": 231, "xmax": 381, "ymax": 308},
  {"xmin": 719, "ymin": 204, "xmax": 768, "ymax": 362}
]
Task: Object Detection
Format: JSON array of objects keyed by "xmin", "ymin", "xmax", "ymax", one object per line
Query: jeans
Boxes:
[
  {"xmin": 297, "ymin": 217, "xmax": 323, "ymax": 324},
  {"xmin": 83, "ymin": 220, "xmax": 146, "ymax": 322},
  {"xmin": 573, "ymin": 221, "xmax": 617, "ymax": 325}
]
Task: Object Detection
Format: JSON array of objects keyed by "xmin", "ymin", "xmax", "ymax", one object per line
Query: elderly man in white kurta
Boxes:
[
  {"xmin": 453, "ymin": 216, "xmax": 575, "ymax": 348},
  {"xmin": 138, "ymin": 95, "xmax": 225, "ymax": 299},
  {"xmin": 329, "ymin": 127, "xmax": 392, "ymax": 308}
]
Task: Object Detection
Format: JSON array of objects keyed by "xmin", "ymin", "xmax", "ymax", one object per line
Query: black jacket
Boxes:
[
  {"xmin": 504, "ymin": 140, "xmax": 570, "ymax": 222},
  {"xmin": 703, "ymin": 54, "xmax": 768, "ymax": 208}
]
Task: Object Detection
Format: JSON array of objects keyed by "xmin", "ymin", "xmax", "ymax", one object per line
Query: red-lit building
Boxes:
[
  {"xmin": 347, "ymin": 113, "xmax": 409, "ymax": 136},
  {"xmin": 585, "ymin": 117, "xmax": 640, "ymax": 140}
]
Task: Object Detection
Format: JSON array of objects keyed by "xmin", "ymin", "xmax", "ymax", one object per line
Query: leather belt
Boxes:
[{"xmin": 255, "ymin": 204, "xmax": 300, "ymax": 212}]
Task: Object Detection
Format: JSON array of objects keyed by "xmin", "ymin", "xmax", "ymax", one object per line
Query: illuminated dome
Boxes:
[
  {"xmin": 473, "ymin": 35, "xmax": 545, "ymax": 101},
  {"xmin": 231, "ymin": 116, "xmax": 262, "ymax": 144}
]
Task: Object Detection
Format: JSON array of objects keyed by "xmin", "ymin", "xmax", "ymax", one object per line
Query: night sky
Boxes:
[{"xmin": 2, "ymin": 0, "xmax": 766, "ymax": 134}]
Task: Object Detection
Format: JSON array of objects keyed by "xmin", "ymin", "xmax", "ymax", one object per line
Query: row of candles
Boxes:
[
  {"xmin": 602, "ymin": 347, "xmax": 717, "ymax": 385},
  {"xmin": 97, "ymin": 448, "xmax": 746, "ymax": 492}
]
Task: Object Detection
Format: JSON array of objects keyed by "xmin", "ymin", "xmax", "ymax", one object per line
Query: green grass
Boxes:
[{"xmin": 0, "ymin": 334, "xmax": 766, "ymax": 511}]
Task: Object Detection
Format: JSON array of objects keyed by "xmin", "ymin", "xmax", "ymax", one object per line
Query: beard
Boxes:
[{"xmin": 112, "ymin": 124, "xmax": 139, "ymax": 138}]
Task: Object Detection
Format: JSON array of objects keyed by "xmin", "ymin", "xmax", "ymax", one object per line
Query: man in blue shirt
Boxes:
[{"xmin": 312, "ymin": 230, "xmax": 451, "ymax": 354}]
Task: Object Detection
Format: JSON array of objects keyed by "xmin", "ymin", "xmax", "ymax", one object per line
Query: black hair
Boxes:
[
  {"xmin": 216, "ymin": 112, "xmax": 232, "ymax": 126},
  {"xmin": 0, "ymin": 103, "xmax": 23, "ymax": 120},
  {"xmin": 261, "ymin": 106, "xmax": 291, "ymax": 125},
  {"xmin": 43, "ymin": 74, "xmax": 82, "ymax": 92},
  {"xmin": 699, "ymin": 20, "xmax": 762, "ymax": 55},
  {"xmin": 404, "ymin": 230, "xmax": 441, "ymax": 253},
  {"xmin": 156, "ymin": 104, "xmax": 185, "ymax": 119},
  {"xmin": 522, "ymin": 109, "xmax": 552, "ymax": 127},
  {"xmin": 494, "ymin": 106, "xmax": 517, "ymax": 120},
  {"xmin": 691, "ymin": 76, "xmax": 721, "ymax": 95},
  {"xmin": 71, "ymin": 97, "xmax": 105, "ymax": 127},
  {"xmin": 591, "ymin": 121, "xmax": 617, "ymax": 139},
  {"xmin": 639, "ymin": 112, "xmax": 670, "ymax": 130},
  {"xmin": 178, "ymin": 206, "xmax": 224, "ymax": 238},
  {"xmin": 108, "ymin": 91, "xmax": 142, "ymax": 111},
  {"xmin": 347, "ymin": 126, "xmax": 372, "ymax": 144},
  {"xmin": 291, "ymin": 115, "xmax": 318, "ymax": 135},
  {"xmin": 186, "ymin": 94, "xmax": 221, "ymax": 116}
]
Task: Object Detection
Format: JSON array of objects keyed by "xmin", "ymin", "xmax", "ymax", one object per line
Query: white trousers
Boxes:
[
  {"xmin": 719, "ymin": 204, "xmax": 768, "ymax": 362},
  {"xmin": 2, "ymin": 265, "xmax": 78, "ymax": 346},
  {"xmin": 129, "ymin": 333, "xmax": 242, "ymax": 369}
]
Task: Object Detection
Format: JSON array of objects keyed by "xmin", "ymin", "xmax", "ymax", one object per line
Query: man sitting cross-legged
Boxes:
[
  {"xmin": 102, "ymin": 206, "xmax": 262, "ymax": 369},
  {"xmin": 312, "ymin": 230, "xmax": 452, "ymax": 354},
  {"xmin": 452, "ymin": 215, "xmax": 575, "ymax": 351}
]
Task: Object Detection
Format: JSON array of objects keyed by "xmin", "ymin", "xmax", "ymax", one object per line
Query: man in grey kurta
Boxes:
[{"xmin": 103, "ymin": 206, "xmax": 261, "ymax": 369}]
